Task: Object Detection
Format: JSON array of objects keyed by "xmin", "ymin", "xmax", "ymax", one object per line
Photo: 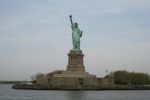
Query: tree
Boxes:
[
  {"xmin": 31, "ymin": 72, "xmax": 45, "ymax": 83},
  {"xmin": 114, "ymin": 70, "xmax": 149, "ymax": 85},
  {"xmin": 47, "ymin": 70, "xmax": 64, "ymax": 78}
]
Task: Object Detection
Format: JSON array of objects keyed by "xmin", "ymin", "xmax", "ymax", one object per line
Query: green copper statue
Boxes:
[{"xmin": 69, "ymin": 15, "xmax": 83, "ymax": 50}]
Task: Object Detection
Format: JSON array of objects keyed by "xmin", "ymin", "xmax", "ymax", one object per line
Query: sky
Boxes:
[{"xmin": 0, "ymin": 0, "xmax": 150, "ymax": 81}]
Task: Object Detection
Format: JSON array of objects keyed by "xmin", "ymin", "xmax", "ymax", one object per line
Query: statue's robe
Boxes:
[{"xmin": 71, "ymin": 25, "xmax": 82, "ymax": 50}]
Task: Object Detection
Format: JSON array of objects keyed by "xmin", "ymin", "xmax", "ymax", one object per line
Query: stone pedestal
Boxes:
[
  {"xmin": 37, "ymin": 50, "xmax": 102, "ymax": 89},
  {"xmin": 66, "ymin": 50, "xmax": 85, "ymax": 72}
]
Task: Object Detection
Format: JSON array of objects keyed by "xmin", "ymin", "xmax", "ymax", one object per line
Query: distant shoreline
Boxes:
[
  {"xmin": 12, "ymin": 84, "xmax": 150, "ymax": 90},
  {"xmin": 0, "ymin": 81, "xmax": 29, "ymax": 84}
]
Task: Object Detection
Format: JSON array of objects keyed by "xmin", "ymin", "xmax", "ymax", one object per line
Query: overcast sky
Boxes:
[{"xmin": 0, "ymin": 0, "xmax": 150, "ymax": 81}]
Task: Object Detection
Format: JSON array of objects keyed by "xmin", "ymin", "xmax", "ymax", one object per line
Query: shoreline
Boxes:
[{"xmin": 12, "ymin": 84, "xmax": 150, "ymax": 90}]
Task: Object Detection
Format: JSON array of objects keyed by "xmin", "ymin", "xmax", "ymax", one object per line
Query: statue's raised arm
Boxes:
[{"xmin": 69, "ymin": 15, "xmax": 73, "ymax": 26}]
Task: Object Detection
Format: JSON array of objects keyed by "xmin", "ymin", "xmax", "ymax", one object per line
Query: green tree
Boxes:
[
  {"xmin": 114, "ymin": 70, "xmax": 149, "ymax": 85},
  {"xmin": 31, "ymin": 72, "xmax": 45, "ymax": 83},
  {"xmin": 47, "ymin": 70, "xmax": 64, "ymax": 78}
]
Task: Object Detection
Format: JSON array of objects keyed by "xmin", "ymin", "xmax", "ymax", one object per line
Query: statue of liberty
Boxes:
[{"xmin": 69, "ymin": 15, "xmax": 83, "ymax": 50}]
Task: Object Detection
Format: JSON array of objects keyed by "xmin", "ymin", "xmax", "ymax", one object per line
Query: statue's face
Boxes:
[{"xmin": 74, "ymin": 23, "xmax": 78, "ymax": 27}]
